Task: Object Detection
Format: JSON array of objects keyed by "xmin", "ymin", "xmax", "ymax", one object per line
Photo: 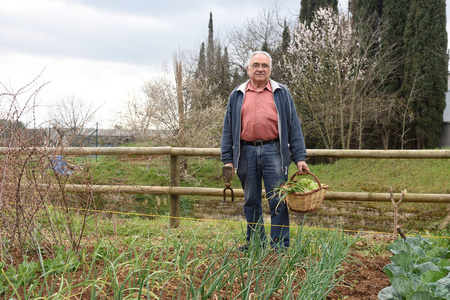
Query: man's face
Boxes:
[{"xmin": 247, "ymin": 54, "xmax": 271, "ymax": 86}]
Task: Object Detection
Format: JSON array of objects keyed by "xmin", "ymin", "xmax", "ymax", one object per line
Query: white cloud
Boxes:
[
  {"xmin": 0, "ymin": 51, "xmax": 156, "ymax": 128},
  {"xmin": 0, "ymin": 0, "xmax": 447, "ymax": 129},
  {"xmin": 0, "ymin": 0, "xmax": 172, "ymax": 64}
]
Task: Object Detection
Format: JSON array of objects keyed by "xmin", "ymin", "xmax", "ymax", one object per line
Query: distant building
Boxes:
[
  {"xmin": 439, "ymin": 73, "xmax": 450, "ymax": 148},
  {"xmin": 8, "ymin": 127, "xmax": 136, "ymax": 147},
  {"xmin": 78, "ymin": 128, "xmax": 135, "ymax": 147}
]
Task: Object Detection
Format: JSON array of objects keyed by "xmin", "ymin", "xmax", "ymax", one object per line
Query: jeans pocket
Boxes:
[{"xmin": 272, "ymin": 142, "xmax": 281, "ymax": 153}]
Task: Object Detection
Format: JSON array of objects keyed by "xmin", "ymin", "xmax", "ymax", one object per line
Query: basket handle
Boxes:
[{"xmin": 289, "ymin": 171, "xmax": 323, "ymax": 188}]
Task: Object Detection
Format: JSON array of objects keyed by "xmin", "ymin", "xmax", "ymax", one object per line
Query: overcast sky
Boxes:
[{"xmin": 0, "ymin": 0, "xmax": 448, "ymax": 129}]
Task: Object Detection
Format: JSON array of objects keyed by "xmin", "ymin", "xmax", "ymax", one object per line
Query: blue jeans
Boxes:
[{"xmin": 237, "ymin": 142, "xmax": 290, "ymax": 248}]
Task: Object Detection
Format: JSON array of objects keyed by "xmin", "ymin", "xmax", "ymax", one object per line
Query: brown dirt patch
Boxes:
[{"xmin": 327, "ymin": 251, "xmax": 391, "ymax": 299}]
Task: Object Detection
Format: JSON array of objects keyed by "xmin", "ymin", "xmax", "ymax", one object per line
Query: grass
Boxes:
[
  {"xmin": 81, "ymin": 154, "xmax": 450, "ymax": 234},
  {"xmin": 85, "ymin": 154, "xmax": 450, "ymax": 194},
  {"xmin": 312, "ymin": 158, "xmax": 450, "ymax": 194}
]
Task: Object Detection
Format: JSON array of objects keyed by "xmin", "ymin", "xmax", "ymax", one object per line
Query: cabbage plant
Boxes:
[{"xmin": 378, "ymin": 236, "xmax": 450, "ymax": 300}]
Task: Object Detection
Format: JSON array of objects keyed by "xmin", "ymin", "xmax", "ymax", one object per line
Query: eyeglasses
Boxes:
[{"xmin": 250, "ymin": 63, "xmax": 270, "ymax": 70}]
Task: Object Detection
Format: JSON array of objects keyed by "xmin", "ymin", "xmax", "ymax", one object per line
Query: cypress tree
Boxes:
[
  {"xmin": 196, "ymin": 42, "xmax": 206, "ymax": 78},
  {"xmin": 231, "ymin": 68, "xmax": 242, "ymax": 89},
  {"xmin": 350, "ymin": 0, "xmax": 382, "ymax": 18},
  {"xmin": 206, "ymin": 12, "xmax": 215, "ymax": 78},
  {"xmin": 402, "ymin": 0, "xmax": 448, "ymax": 149},
  {"xmin": 350, "ymin": 0, "xmax": 382, "ymax": 57},
  {"xmin": 281, "ymin": 20, "xmax": 290, "ymax": 54},
  {"xmin": 271, "ymin": 20, "xmax": 290, "ymax": 83},
  {"xmin": 366, "ymin": 0, "xmax": 411, "ymax": 149},
  {"xmin": 216, "ymin": 43, "xmax": 222, "ymax": 71},
  {"xmin": 261, "ymin": 41, "xmax": 270, "ymax": 53},
  {"xmin": 221, "ymin": 47, "xmax": 231, "ymax": 100},
  {"xmin": 300, "ymin": 0, "xmax": 338, "ymax": 24},
  {"xmin": 211, "ymin": 44, "xmax": 232, "ymax": 102},
  {"xmin": 215, "ymin": 42, "xmax": 223, "ymax": 96},
  {"xmin": 380, "ymin": 0, "xmax": 411, "ymax": 93},
  {"xmin": 299, "ymin": 0, "xmax": 312, "ymax": 24},
  {"xmin": 194, "ymin": 12, "xmax": 234, "ymax": 107}
]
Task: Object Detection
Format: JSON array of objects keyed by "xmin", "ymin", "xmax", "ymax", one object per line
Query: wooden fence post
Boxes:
[{"xmin": 170, "ymin": 153, "xmax": 180, "ymax": 228}]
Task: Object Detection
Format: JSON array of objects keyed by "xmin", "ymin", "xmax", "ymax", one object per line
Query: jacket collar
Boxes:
[{"xmin": 237, "ymin": 79, "xmax": 281, "ymax": 94}]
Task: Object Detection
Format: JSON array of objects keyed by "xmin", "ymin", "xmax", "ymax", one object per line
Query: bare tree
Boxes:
[
  {"xmin": 228, "ymin": 3, "xmax": 288, "ymax": 72},
  {"xmin": 183, "ymin": 75, "xmax": 224, "ymax": 148},
  {"xmin": 118, "ymin": 92, "xmax": 161, "ymax": 140},
  {"xmin": 142, "ymin": 72, "xmax": 179, "ymax": 144},
  {"xmin": 119, "ymin": 56, "xmax": 224, "ymax": 149},
  {"xmin": 118, "ymin": 63, "xmax": 181, "ymax": 145},
  {"xmin": 49, "ymin": 95, "xmax": 98, "ymax": 147}
]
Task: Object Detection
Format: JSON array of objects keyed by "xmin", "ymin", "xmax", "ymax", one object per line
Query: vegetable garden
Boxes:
[
  {"xmin": 1, "ymin": 146, "xmax": 449, "ymax": 299},
  {"xmin": 0, "ymin": 217, "xmax": 392, "ymax": 299}
]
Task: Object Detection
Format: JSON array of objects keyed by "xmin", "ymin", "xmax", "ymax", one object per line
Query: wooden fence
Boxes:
[{"xmin": 1, "ymin": 147, "xmax": 450, "ymax": 227}]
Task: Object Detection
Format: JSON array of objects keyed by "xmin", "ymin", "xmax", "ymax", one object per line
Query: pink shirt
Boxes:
[{"xmin": 240, "ymin": 81, "xmax": 279, "ymax": 141}]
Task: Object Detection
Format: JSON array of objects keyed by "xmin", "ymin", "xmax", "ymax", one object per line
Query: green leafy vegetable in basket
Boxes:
[
  {"xmin": 269, "ymin": 178, "xmax": 324, "ymax": 203},
  {"xmin": 291, "ymin": 179, "xmax": 320, "ymax": 192}
]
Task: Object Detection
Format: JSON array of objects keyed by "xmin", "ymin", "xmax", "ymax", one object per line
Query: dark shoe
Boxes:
[
  {"xmin": 237, "ymin": 244, "xmax": 249, "ymax": 252},
  {"xmin": 237, "ymin": 242, "xmax": 268, "ymax": 252},
  {"xmin": 272, "ymin": 246, "xmax": 288, "ymax": 254}
]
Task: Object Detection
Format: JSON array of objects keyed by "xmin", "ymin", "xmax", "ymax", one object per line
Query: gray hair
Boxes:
[{"xmin": 246, "ymin": 51, "xmax": 272, "ymax": 68}]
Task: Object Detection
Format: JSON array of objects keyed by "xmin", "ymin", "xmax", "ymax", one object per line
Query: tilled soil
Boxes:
[{"xmin": 327, "ymin": 251, "xmax": 391, "ymax": 299}]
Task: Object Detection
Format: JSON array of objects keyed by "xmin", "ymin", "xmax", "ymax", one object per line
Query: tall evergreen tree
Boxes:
[
  {"xmin": 231, "ymin": 68, "xmax": 243, "ymax": 89},
  {"xmin": 299, "ymin": 0, "xmax": 312, "ymax": 24},
  {"xmin": 196, "ymin": 42, "xmax": 206, "ymax": 78},
  {"xmin": 261, "ymin": 41, "xmax": 270, "ymax": 53},
  {"xmin": 299, "ymin": 0, "xmax": 338, "ymax": 24},
  {"xmin": 206, "ymin": 12, "xmax": 215, "ymax": 78},
  {"xmin": 194, "ymin": 12, "xmax": 233, "ymax": 105},
  {"xmin": 380, "ymin": 0, "xmax": 411, "ymax": 93},
  {"xmin": 212, "ymin": 44, "xmax": 232, "ymax": 102},
  {"xmin": 402, "ymin": 0, "xmax": 448, "ymax": 148},
  {"xmin": 221, "ymin": 47, "xmax": 231, "ymax": 100},
  {"xmin": 351, "ymin": 0, "xmax": 410, "ymax": 149},
  {"xmin": 216, "ymin": 43, "xmax": 222, "ymax": 71},
  {"xmin": 350, "ymin": 0, "xmax": 383, "ymax": 57},
  {"xmin": 281, "ymin": 20, "xmax": 290, "ymax": 54},
  {"xmin": 349, "ymin": 0, "xmax": 382, "ymax": 18},
  {"xmin": 271, "ymin": 20, "xmax": 291, "ymax": 82},
  {"xmin": 214, "ymin": 42, "xmax": 223, "ymax": 95}
]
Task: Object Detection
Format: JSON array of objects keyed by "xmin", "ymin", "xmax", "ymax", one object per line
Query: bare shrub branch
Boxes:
[{"xmin": 0, "ymin": 73, "xmax": 98, "ymax": 264}]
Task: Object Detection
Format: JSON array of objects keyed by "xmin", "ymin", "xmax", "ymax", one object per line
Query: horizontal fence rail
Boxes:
[
  {"xmin": 2, "ymin": 146, "xmax": 449, "ymax": 227},
  {"xmin": 1, "ymin": 147, "xmax": 450, "ymax": 158},
  {"xmin": 59, "ymin": 184, "xmax": 450, "ymax": 203}
]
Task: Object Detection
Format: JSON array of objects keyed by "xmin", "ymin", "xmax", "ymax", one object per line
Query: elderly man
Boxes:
[{"xmin": 221, "ymin": 51, "xmax": 309, "ymax": 251}]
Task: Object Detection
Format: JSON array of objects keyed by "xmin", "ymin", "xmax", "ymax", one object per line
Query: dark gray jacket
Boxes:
[{"xmin": 221, "ymin": 79, "xmax": 307, "ymax": 174}]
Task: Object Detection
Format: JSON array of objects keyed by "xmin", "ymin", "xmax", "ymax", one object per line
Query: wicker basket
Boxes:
[{"xmin": 282, "ymin": 171, "xmax": 329, "ymax": 213}]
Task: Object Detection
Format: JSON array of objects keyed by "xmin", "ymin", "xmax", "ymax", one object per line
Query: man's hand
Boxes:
[
  {"xmin": 224, "ymin": 163, "xmax": 235, "ymax": 175},
  {"xmin": 296, "ymin": 161, "xmax": 309, "ymax": 175}
]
